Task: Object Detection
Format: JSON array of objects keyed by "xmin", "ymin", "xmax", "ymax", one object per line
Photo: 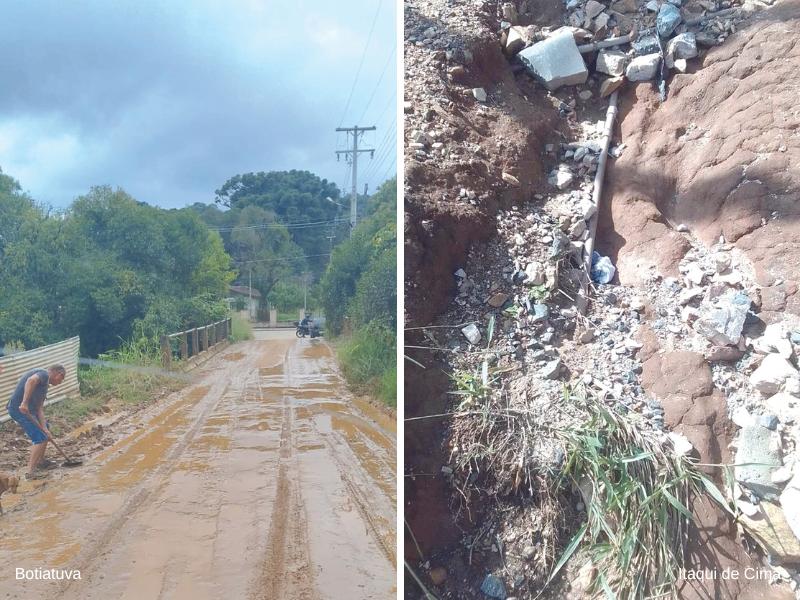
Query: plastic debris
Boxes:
[
  {"xmin": 480, "ymin": 574, "xmax": 507, "ymax": 599},
  {"xmin": 590, "ymin": 251, "xmax": 616, "ymax": 284}
]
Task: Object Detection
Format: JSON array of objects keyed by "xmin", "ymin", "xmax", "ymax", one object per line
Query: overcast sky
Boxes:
[{"xmin": 0, "ymin": 0, "xmax": 397, "ymax": 209}]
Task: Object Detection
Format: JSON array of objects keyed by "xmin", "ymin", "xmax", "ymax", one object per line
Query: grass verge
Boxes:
[
  {"xmin": 336, "ymin": 322, "xmax": 396, "ymax": 408},
  {"xmin": 45, "ymin": 364, "xmax": 185, "ymax": 432}
]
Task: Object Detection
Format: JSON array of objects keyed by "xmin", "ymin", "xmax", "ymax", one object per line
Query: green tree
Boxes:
[{"xmin": 214, "ymin": 170, "xmax": 346, "ymax": 277}]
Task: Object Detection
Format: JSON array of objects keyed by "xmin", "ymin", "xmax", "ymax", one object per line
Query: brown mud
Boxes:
[{"xmin": 0, "ymin": 330, "xmax": 396, "ymax": 600}]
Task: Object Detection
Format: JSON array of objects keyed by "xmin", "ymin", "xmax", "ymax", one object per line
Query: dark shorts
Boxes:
[{"xmin": 7, "ymin": 406, "xmax": 48, "ymax": 445}]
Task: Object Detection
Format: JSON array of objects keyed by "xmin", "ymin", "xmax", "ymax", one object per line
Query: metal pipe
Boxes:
[{"xmin": 579, "ymin": 90, "xmax": 619, "ymax": 312}]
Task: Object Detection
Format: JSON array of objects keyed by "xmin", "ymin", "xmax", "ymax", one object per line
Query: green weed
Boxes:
[{"xmin": 229, "ymin": 313, "xmax": 254, "ymax": 341}]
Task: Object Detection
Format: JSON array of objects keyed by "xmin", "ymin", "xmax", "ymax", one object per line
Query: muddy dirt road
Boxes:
[{"xmin": 0, "ymin": 330, "xmax": 396, "ymax": 599}]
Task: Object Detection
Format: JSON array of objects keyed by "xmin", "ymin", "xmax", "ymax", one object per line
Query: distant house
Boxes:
[{"xmin": 227, "ymin": 285, "xmax": 261, "ymax": 321}]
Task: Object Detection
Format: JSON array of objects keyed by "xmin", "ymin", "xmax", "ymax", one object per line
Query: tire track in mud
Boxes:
[
  {"xmin": 54, "ymin": 378, "xmax": 231, "ymax": 597},
  {"xmin": 257, "ymin": 347, "xmax": 317, "ymax": 600},
  {"xmin": 318, "ymin": 429, "xmax": 397, "ymax": 565}
]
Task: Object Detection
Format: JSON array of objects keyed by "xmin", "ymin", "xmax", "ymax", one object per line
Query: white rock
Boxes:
[
  {"xmin": 736, "ymin": 500, "xmax": 761, "ymax": 518},
  {"xmin": 549, "ymin": 167, "xmax": 574, "ymax": 190},
  {"xmin": 751, "ymin": 355, "xmax": 800, "ymax": 396},
  {"xmin": 461, "ymin": 323, "xmax": 482, "ymax": 345},
  {"xmin": 596, "ymin": 49, "xmax": 628, "ymax": 77},
  {"xmin": 472, "ymin": 88, "xmax": 488, "ymax": 102},
  {"xmin": 756, "ymin": 323, "xmax": 795, "ymax": 359},
  {"xmin": 454, "ymin": 268, "xmax": 467, "ymax": 278},
  {"xmin": 668, "ymin": 431, "xmax": 694, "ymax": 456},
  {"xmin": 579, "ymin": 198, "xmax": 597, "ymax": 220},
  {"xmin": 625, "ymin": 54, "xmax": 661, "ymax": 81}
]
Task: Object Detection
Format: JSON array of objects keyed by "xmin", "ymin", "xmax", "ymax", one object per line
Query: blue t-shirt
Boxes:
[{"xmin": 7, "ymin": 369, "xmax": 49, "ymax": 412}]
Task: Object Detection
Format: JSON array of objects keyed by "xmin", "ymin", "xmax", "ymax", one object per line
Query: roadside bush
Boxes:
[{"xmin": 338, "ymin": 322, "xmax": 396, "ymax": 406}]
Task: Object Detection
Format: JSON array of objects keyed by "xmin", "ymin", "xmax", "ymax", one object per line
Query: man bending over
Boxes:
[{"xmin": 6, "ymin": 365, "xmax": 66, "ymax": 479}]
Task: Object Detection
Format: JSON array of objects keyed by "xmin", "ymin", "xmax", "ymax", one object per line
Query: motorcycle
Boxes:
[{"xmin": 295, "ymin": 322, "xmax": 321, "ymax": 338}]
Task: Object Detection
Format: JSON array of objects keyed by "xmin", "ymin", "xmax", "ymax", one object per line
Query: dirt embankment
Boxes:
[
  {"xmin": 600, "ymin": 2, "xmax": 800, "ymax": 319},
  {"xmin": 404, "ymin": 0, "xmax": 564, "ymax": 561}
]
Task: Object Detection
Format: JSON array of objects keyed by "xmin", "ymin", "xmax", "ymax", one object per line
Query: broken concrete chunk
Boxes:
[
  {"xmin": 750, "ymin": 354, "xmax": 800, "ymax": 396},
  {"xmin": 735, "ymin": 424, "xmax": 783, "ymax": 498},
  {"xmin": 667, "ymin": 32, "xmax": 698, "ymax": 60},
  {"xmin": 596, "ymin": 49, "xmax": 628, "ymax": 77},
  {"xmin": 625, "ymin": 54, "xmax": 661, "ymax": 81},
  {"xmin": 656, "ymin": 3, "xmax": 682, "ymax": 37},
  {"xmin": 693, "ymin": 291, "xmax": 750, "ymax": 346},
  {"xmin": 518, "ymin": 28, "xmax": 588, "ymax": 91},
  {"xmin": 461, "ymin": 323, "xmax": 482, "ymax": 345}
]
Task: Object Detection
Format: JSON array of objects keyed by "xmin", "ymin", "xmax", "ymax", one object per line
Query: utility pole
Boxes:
[
  {"xmin": 248, "ymin": 265, "xmax": 253, "ymax": 321},
  {"xmin": 336, "ymin": 125, "xmax": 375, "ymax": 235}
]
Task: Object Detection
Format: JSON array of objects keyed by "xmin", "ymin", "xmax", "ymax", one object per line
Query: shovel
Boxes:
[{"xmin": 28, "ymin": 416, "xmax": 83, "ymax": 467}]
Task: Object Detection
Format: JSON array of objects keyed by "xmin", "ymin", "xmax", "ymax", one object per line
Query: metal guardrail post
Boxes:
[
  {"xmin": 202, "ymin": 327, "xmax": 209, "ymax": 352},
  {"xmin": 192, "ymin": 328, "xmax": 199, "ymax": 357},
  {"xmin": 160, "ymin": 335, "xmax": 171, "ymax": 368},
  {"xmin": 180, "ymin": 333, "xmax": 188, "ymax": 360}
]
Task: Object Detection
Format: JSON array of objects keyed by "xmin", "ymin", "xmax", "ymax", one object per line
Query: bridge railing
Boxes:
[{"xmin": 159, "ymin": 318, "xmax": 231, "ymax": 369}]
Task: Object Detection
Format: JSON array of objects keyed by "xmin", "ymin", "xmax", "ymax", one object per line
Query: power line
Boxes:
[
  {"xmin": 210, "ymin": 218, "xmax": 350, "ymax": 233},
  {"xmin": 235, "ymin": 253, "xmax": 332, "ymax": 265},
  {"xmin": 362, "ymin": 126, "xmax": 396, "ymax": 182},
  {"xmin": 357, "ymin": 46, "xmax": 396, "ymax": 123},
  {"xmin": 337, "ymin": 0, "xmax": 383, "ymax": 128}
]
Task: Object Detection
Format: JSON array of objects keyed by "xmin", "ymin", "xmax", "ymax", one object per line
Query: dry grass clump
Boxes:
[{"xmin": 446, "ymin": 384, "xmax": 729, "ymax": 599}]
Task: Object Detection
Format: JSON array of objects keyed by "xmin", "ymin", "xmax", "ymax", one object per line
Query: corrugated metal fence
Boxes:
[{"xmin": 0, "ymin": 337, "xmax": 80, "ymax": 423}]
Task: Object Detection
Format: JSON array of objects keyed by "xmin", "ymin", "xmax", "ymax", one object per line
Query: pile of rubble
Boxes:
[{"xmin": 498, "ymin": 0, "xmax": 762, "ymax": 98}]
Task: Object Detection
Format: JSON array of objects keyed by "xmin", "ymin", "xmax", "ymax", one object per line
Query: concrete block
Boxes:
[{"xmin": 518, "ymin": 28, "xmax": 588, "ymax": 91}]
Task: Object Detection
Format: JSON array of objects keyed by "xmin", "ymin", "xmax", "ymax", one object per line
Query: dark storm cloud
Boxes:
[{"xmin": 0, "ymin": 0, "xmax": 397, "ymax": 208}]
